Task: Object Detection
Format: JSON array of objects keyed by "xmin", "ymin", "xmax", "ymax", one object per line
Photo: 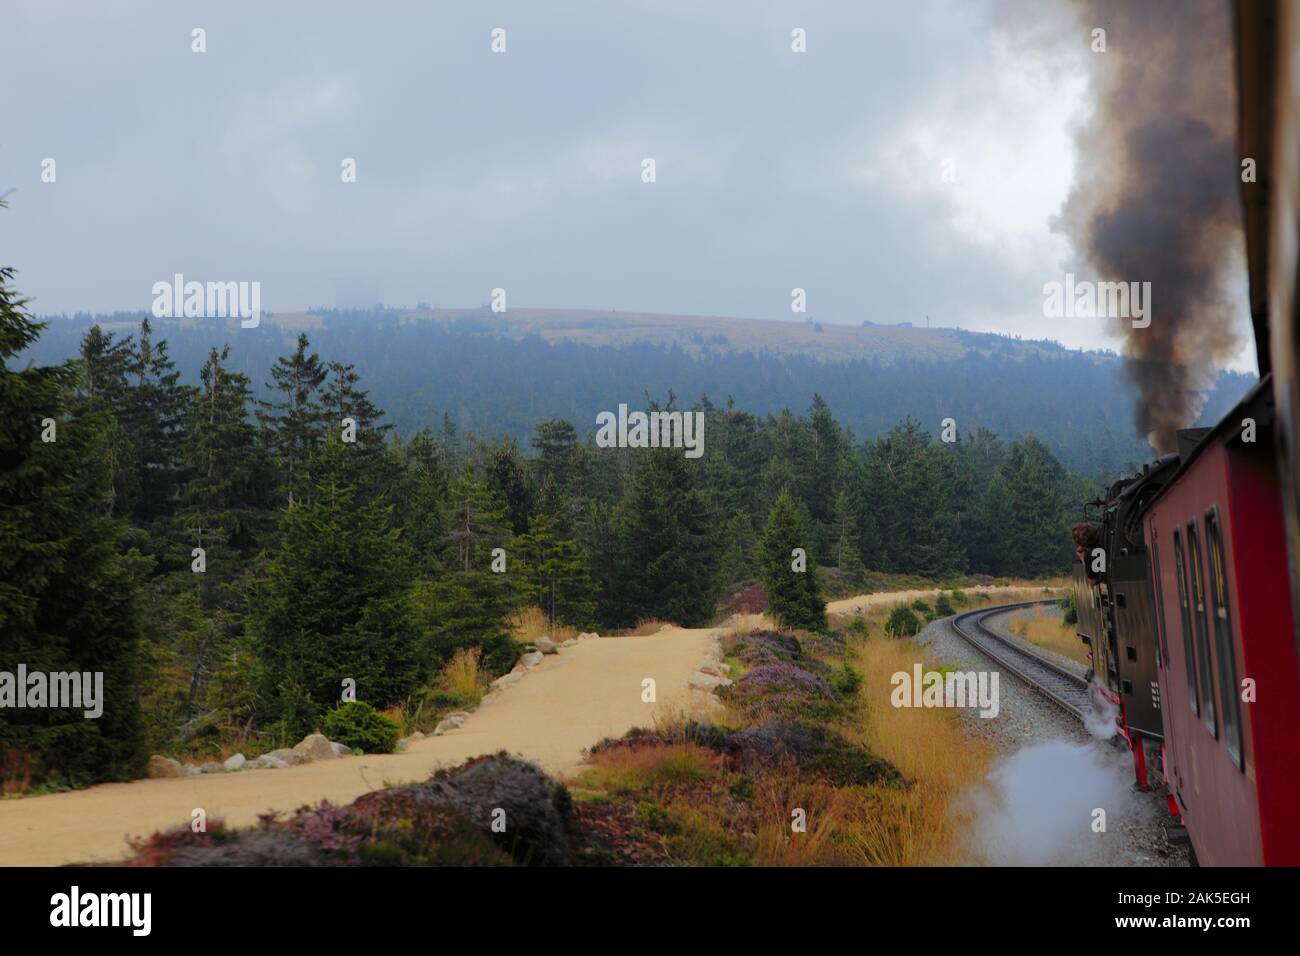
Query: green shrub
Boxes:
[
  {"xmin": 950, "ymin": 589, "xmax": 968, "ymax": 605},
  {"xmin": 634, "ymin": 801, "xmax": 678, "ymax": 834},
  {"xmin": 831, "ymin": 663, "xmax": 864, "ymax": 696},
  {"xmin": 1059, "ymin": 592, "xmax": 1078, "ymax": 626},
  {"xmin": 911, "ymin": 599, "xmax": 931, "ymax": 613},
  {"xmin": 478, "ymin": 634, "xmax": 521, "ymax": 677},
  {"xmin": 885, "ymin": 605, "xmax": 921, "ymax": 638},
  {"xmin": 934, "ymin": 594, "xmax": 955, "ymax": 618},
  {"xmin": 321, "ymin": 701, "xmax": 401, "ymax": 754}
]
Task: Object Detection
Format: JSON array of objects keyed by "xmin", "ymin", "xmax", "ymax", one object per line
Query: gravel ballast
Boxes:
[{"xmin": 915, "ymin": 611, "xmax": 1189, "ymax": 867}]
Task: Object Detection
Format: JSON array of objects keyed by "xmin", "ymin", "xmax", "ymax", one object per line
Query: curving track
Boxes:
[{"xmin": 950, "ymin": 602, "xmax": 1090, "ymax": 719}]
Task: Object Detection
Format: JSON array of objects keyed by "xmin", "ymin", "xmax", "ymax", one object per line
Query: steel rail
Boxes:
[{"xmin": 949, "ymin": 601, "xmax": 1090, "ymax": 720}]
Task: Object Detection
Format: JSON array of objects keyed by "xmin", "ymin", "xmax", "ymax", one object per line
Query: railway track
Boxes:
[{"xmin": 950, "ymin": 601, "xmax": 1091, "ymax": 720}]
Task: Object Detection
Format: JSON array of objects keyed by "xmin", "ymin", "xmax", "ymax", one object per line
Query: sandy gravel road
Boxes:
[
  {"xmin": 826, "ymin": 584, "xmax": 1040, "ymax": 618},
  {"xmin": 0, "ymin": 628, "xmax": 710, "ymax": 866}
]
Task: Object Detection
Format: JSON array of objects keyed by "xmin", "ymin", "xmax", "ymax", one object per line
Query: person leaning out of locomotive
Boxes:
[{"xmin": 1071, "ymin": 522, "xmax": 1103, "ymax": 583}]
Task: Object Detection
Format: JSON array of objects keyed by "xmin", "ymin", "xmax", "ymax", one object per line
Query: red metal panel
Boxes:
[
  {"xmin": 1148, "ymin": 439, "xmax": 1300, "ymax": 865},
  {"xmin": 1225, "ymin": 444, "xmax": 1300, "ymax": 865},
  {"xmin": 1149, "ymin": 445, "xmax": 1254, "ymax": 864}
]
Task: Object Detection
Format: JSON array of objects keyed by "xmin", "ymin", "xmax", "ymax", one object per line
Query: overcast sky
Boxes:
[{"xmin": 1, "ymin": 0, "xmax": 1255, "ymax": 367}]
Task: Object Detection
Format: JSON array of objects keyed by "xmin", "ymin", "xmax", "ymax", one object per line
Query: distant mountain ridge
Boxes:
[
  {"xmin": 22, "ymin": 306, "xmax": 1255, "ymax": 476},
  {"xmin": 291, "ymin": 306, "xmax": 1089, "ymax": 365}
]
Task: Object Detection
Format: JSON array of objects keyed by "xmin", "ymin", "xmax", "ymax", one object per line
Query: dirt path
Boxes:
[
  {"xmin": 0, "ymin": 628, "xmax": 710, "ymax": 866},
  {"xmin": 825, "ymin": 584, "xmax": 1043, "ymax": 618}
]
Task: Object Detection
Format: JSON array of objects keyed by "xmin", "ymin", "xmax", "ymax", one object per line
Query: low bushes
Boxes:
[
  {"xmin": 118, "ymin": 753, "xmax": 567, "ymax": 867},
  {"xmin": 885, "ymin": 605, "xmax": 921, "ymax": 637},
  {"xmin": 731, "ymin": 722, "xmax": 904, "ymax": 788},
  {"xmin": 830, "ymin": 662, "xmax": 864, "ymax": 695},
  {"xmin": 418, "ymin": 752, "xmax": 572, "ymax": 866},
  {"xmin": 321, "ymin": 702, "xmax": 400, "ymax": 754},
  {"xmin": 720, "ymin": 629, "xmax": 803, "ymax": 667},
  {"xmin": 720, "ymin": 663, "xmax": 841, "ymax": 720}
]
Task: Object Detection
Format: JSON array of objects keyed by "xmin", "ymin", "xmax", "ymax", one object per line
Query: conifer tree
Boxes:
[
  {"xmin": 610, "ymin": 446, "xmax": 721, "ymax": 627},
  {"xmin": 72, "ymin": 325, "xmax": 133, "ymax": 516},
  {"xmin": 990, "ymin": 436, "xmax": 1070, "ymax": 576},
  {"xmin": 321, "ymin": 358, "xmax": 393, "ymax": 500},
  {"xmin": 392, "ymin": 428, "xmax": 449, "ymax": 572},
  {"xmin": 830, "ymin": 489, "xmax": 868, "ymax": 585},
  {"xmin": 0, "ymin": 256, "xmax": 145, "ymax": 783},
  {"xmin": 519, "ymin": 476, "xmax": 596, "ymax": 626},
  {"xmin": 580, "ymin": 499, "xmax": 623, "ymax": 626},
  {"xmin": 421, "ymin": 467, "xmax": 518, "ymax": 667},
  {"xmin": 257, "ymin": 333, "xmax": 327, "ymax": 506},
  {"xmin": 184, "ymin": 345, "xmax": 269, "ymax": 556},
  {"xmin": 488, "ymin": 439, "xmax": 534, "ymax": 536},
  {"xmin": 718, "ymin": 510, "xmax": 759, "ymax": 586},
  {"xmin": 123, "ymin": 317, "xmax": 193, "ymax": 528},
  {"xmin": 807, "ymin": 393, "xmax": 848, "ymax": 550},
  {"xmin": 251, "ymin": 439, "xmax": 420, "ymax": 732},
  {"xmin": 759, "ymin": 488, "xmax": 828, "ymax": 631}
]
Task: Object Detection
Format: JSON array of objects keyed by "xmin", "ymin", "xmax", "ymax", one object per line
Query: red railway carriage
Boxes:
[{"xmin": 1142, "ymin": 379, "xmax": 1300, "ymax": 865}]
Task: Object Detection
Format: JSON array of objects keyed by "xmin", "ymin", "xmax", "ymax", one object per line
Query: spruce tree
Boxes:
[
  {"xmin": 421, "ymin": 467, "xmax": 518, "ymax": 667},
  {"xmin": 161, "ymin": 346, "xmax": 270, "ymax": 722},
  {"xmin": 184, "ymin": 345, "xmax": 270, "ymax": 556},
  {"xmin": 392, "ymin": 428, "xmax": 449, "ymax": 572},
  {"xmin": 251, "ymin": 439, "xmax": 420, "ymax": 731},
  {"xmin": 830, "ymin": 489, "xmax": 868, "ymax": 585},
  {"xmin": 72, "ymin": 325, "xmax": 133, "ymax": 516},
  {"xmin": 758, "ymin": 488, "xmax": 828, "ymax": 631},
  {"xmin": 321, "ymin": 358, "xmax": 393, "ymax": 500},
  {"xmin": 488, "ymin": 439, "xmax": 534, "ymax": 536},
  {"xmin": 807, "ymin": 393, "xmax": 847, "ymax": 553},
  {"xmin": 718, "ymin": 510, "xmax": 759, "ymax": 586},
  {"xmin": 992, "ymin": 437, "xmax": 1070, "ymax": 577},
  {"xmin": 257, "ymin": 332, "xmax": 327, "ymax": 506},
  {"xmin": 123, "ymin": 317, "xmax": 193, "ymax": 528},
  {"xmin": 519, "ymin": 476, "xmax": 596, "ymax": 626},
  {"xmin": 0, "ymin": 257, "xmax": 145, "ymax": 784},
  {"xmin": 580, "ymin": 499, "xmax": 623, "ymax": 627},
  {"xmin": 610, "ymin": 446, "xmax": 721, "ymax": 627}
]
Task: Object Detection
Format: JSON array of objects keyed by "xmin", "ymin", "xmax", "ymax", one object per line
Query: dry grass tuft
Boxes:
[
  {"xmin": 441, "ymin": 646, "xmax": 487, "ymax": 701},
  {"xmin": 510, "ymin": 605, "xmax": 579, "ymax": 643},
  {"xmin": 1007, "ymin": 606, "xmax": 1088, "ymax": 664},
  {"xmin": 575, "ymin": 741, "xmax": 726, "ymax": 795},
  {"xmin": 840, "ymin": 633, "xmax": 993, "ymax": 864}
]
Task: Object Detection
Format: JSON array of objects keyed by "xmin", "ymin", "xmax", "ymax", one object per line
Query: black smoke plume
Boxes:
[{"xmin": 1058, "ymin": 0, "xmax": 1245, "ymax": 452}]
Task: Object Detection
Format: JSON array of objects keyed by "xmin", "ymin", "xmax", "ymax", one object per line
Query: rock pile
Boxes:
[{"xmin": 147, "ymin": 733, "xmax": 354, "ymax": 778}]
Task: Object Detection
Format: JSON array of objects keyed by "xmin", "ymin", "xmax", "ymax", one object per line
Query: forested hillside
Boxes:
[
  {"xmin": 21, "ymin": 308, "xmax": 1256, "ymax": 477},
  {"xmin": 3, "ymin": 281, "xmax": 1107, "ymax": 788}
]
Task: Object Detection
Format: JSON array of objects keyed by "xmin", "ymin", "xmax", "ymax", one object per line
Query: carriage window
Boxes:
[
  {"xmin": 1150, "ymin": 524, "xmax": 1168, "ymax": 667},
  {"xmin": 1173, "ymin": 529, "xmax": 1198, "ymax": 716},
  {"xmin": 1186, "ymin": 520, "xmax": 1216, "ymax": 736},
  {"xmin": 1206, "ymin": 511, "xmax": 1243, "ymax": 769}
]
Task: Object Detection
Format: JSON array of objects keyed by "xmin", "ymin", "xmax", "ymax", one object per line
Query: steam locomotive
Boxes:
[{"xmin": 1070, "ymin": 0, "xmax": 1300, "ymax": 866}]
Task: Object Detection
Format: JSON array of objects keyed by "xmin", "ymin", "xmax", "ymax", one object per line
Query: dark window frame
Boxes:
[
  {"xmin": 1150, "ymin": 522, "xmax": 1168, "ymax": 668},
  {"xmin": 1205, "ymin": 508, "xmax": 1244, "ymax": 770},
  {"xmin": 1173, "ymin": 528, "xmax": 1199, "ymax": 716},
  {"xmin": 1186, "ymin": 519, "xmax": 1217, "ymax": 737}
]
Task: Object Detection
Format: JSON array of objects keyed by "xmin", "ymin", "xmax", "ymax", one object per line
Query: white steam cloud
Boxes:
[{"xmin": 963, "ymin": 740, "xmax": 1136, "ymax": 865}]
